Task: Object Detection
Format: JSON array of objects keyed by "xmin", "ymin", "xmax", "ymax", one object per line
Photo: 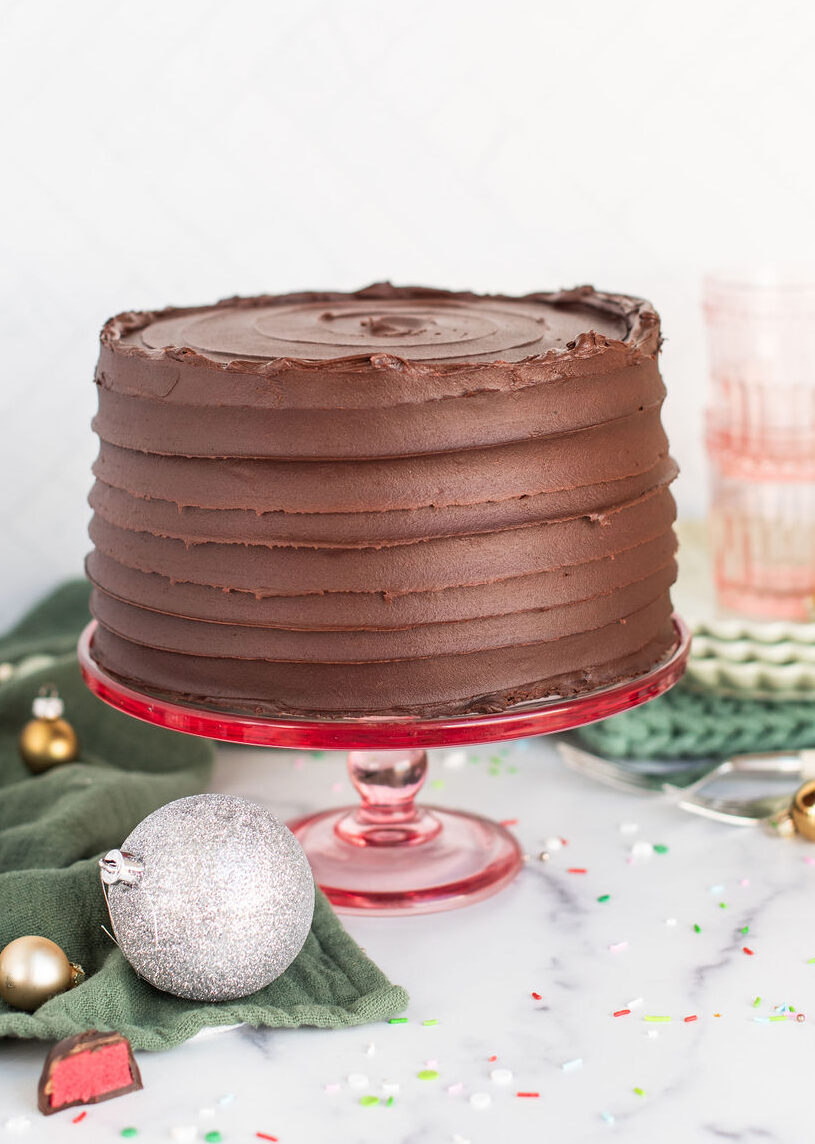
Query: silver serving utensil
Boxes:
[{"xmin": 557, "ymin": 742, "xmax": 815, "ymax": 825}]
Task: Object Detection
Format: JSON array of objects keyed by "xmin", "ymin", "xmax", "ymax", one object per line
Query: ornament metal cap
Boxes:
[{"xmin": 99, "ymin": 850, "xmax": 144, "ymax": 886}]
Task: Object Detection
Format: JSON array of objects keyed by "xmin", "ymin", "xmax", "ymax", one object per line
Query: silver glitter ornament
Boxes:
[{"xmin": 99, "ymin": 794, "xmax": 315, "ymax": 1001}]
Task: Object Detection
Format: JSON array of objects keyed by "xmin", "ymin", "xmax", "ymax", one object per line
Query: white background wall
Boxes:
[{"xmin": 1, "ymin": 0, "xmax": 814, "ymax": 626}]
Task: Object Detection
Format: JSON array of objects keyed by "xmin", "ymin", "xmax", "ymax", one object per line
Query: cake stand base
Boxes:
[{"xmin": 78, "ymin": 618, "xmax": 690, "ymax": 916}]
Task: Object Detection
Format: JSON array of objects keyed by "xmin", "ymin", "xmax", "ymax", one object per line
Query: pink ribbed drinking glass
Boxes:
[{"xmin": 705, "ymin": 270, "xmax": 815, "ymax": 620}]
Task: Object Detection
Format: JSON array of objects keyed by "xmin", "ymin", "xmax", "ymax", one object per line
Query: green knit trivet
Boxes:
[{"xmin": 576, "ymin": 681, "xmax": 815, "ymax": 760}]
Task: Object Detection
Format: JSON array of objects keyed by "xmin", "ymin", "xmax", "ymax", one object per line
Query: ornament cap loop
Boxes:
[
  {"xmin": 32, "ymin": 685, "xmax": 64, "ymax": 721},
  {"xmin": 99, "ymin": 850, "xmax": 144, "ymax": 886}
]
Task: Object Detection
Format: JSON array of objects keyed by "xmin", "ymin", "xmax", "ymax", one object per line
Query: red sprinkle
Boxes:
[
  {"xmin": 531, "ymin": 992, "xmax": 542, "ymax": 1001},
  {"xmin": 743, "ymin": 947, "xmax": 755, "ymax": 956},
  {"xmin": 567, "ymin": 868, "xmax": 587, "ymax": 874},
  {"xmin": 256, "ymin": 1135, "xmax": 279, "ymax": 1142},
  {"xmin": 684, "ymin": 1015, "xmax": 698, "ymax": 1023},
  {"xmin": 613, "ymin": 1009, "xmax": 631, "ymax": 1017},
  {"xmin": 488, "ymin": 1055, "xmax": 498, "ymax": 1062},
  {"xmin": 500, "ymin": 818, "xmax": 518, "ymax": 827},
  {"xmin": 72, "ymin": 1112, "xmax": 87, "ymax": 1124},
  {"xmin": 517, "ymin": 1092, "xmax": 540, "ymax": 1098}
]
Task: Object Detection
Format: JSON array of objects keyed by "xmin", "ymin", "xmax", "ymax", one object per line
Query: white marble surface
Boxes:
[{"xmin": 2, "ymin": 735, "xmax": 815, "ymax": 1143}]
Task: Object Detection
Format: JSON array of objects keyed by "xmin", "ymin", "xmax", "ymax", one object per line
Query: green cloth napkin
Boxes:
[
  {"xmin": 0, "ymin": 582, "xmax": 408, "ymax": 1049},
  {"xmin": 577, "ymin": 679, "xmax": 815, "ymax": 760}
]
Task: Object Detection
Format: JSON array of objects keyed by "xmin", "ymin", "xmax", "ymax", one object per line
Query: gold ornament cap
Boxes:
[{"xmin": 791, "ymin": 779, "xmax": 815, "ymax": 841}]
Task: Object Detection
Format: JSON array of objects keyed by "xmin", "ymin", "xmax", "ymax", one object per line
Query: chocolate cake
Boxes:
[{"xmin": 86, "ymin": 284, "xmax": 678, "ymax": 717}]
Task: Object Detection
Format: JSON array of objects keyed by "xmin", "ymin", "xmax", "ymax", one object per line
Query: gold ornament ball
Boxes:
[
  {"xmin": 0, "ymin": 936, "xmax": 84, "ymax": 1012},
  {"xmin": 19, "ymin": 717, "xmax": 79, "ymax": 773},
  {"xmin": 791, "ymin": 779, "xmax": 815, "ymax": 842}
]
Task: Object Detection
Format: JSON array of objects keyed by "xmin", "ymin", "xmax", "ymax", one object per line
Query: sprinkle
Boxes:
[
  {"xmin": 323, "ymin": 1083, "xmax": 341, "ymax": 1094},
  {"xmin": 714, "ymin": 1013, "xmax": 722, "ymax": 1018},
  {"xmin": 500, "ymin": 818, "xmax": 518, "ymax": 827},
  {"xmin": 72, "ymin": 1113, "xmax": 87, "ymax": 1124},
  {"xmin": 719, "ymin": 902, "xmax": 728, "ymax": 910},
  {"xmin": 601, "ymin": 1112, "xmax": 616, "ymax": 1125},
  {"xmin": 609, "ymin": 941, "xmax": 628, "ymax": 953},
  {"xmin": 516, "ymin": 1092, "xmax": 540, "ymax": 1098},
  {"xmin": 199, "ymin": 1109, "xmax": 216, "ymax": 1120},
  {"xmin": 487, "ymin": 1055, "xmax": 498, "ymax": 1062},
  {"xmin": 388, "ymin": 1017, "xmax": 408, "ymax": 1024},
  {"xmin": 597, "ymin": 894, "xmax": 611, "ymax": 903},
  {"xmin": 469, "ymin": 1092, "xmax": 492, "ymax": 1110},
  {"xmin": 709, "ymin": 884, "xmax": 725, "ymax": 893},
  {"xmin": 170, "ymin": 1130, "xmax": 198, "ymax": 1144},
  {"xmin": 770, "ymin": 1015, "xmax": 787, "ymax": 1022},
  {"xmin": 741, "ymin": 926, "xmax": 749, "ymax": 934},
  {"xmin": 633, "ymin": 1087, "xmax": 646, "ymax": 1097},
  {"xmin": 490, "ymin": 1068, "xmax": 513, "ymax": 1085},
  {"xmin": 347, "ymin": 1073, "xmax": 369, "ymax": 1088},
  {"xmin": 256, "ymin": 1136, "xmax": 278, "ymax": 1143},
  {"xmin": 807, "ymin": 957, "xmax": 815, "ymax": 964},
  {"xmin": 443, "ymin": 749, "xmax": 468, "ymax": 769},
  {"xmin": 613, "ymin": 1009, "xmax": 631, "ymax": 1018},
  {"xmin": 644, "ymin": 1015, "xmax": 671, "ymax": 1023},
  {"xmin": 365, "ymin": 1042, "xmax": 376, "ymax": 1055},
  {"xmin": 425, "ymin": 1059, "xmax": 438, "ymax": 1068},
  {"xmin": 743, "ymin": 947, "xmax": 755, "ymax": 956},
  {"xmin": 631, "ymin": 841, "xmax": 654, "ymax": 859},
  {"xmin": 653, "ymin": 844, "xmax": 669, "ymax": 854},
  {"xmin": 382, "ymin": 1081, "xmax": 400, "ymax": 1095},
  {"xmin": 422, "ymin": 1019, "xmax": 438, "ymax": 1026},
  {"xmin": 218, "ymin": 1095, "xmax": 235, "ymax": 1107},
  {"xmin": 567, "ymin": 867, "xmax": 587, "ymax": 874},
  {"xmin": 753, "ymin": 1016, "xmax": 770, "ymax": 1024},
  {"xmin": 665, "ymin": 918, "xmax": 678, "ymax": 927},
  {"xmin": 531, "ymin": 991, "xmax": 542, "ymax": 1000},
  {"xmin": 562, "ymin": 1058, "xmax": 583, "ymax": 1072},
  {"xmin": 430, "ymin": 779, "xmax": 445, "ymax": 790},
  {"xmin": 452, "ymin": 1136, "xmax": 471, "ymax": 1144},
  {"xmin": 359, "ymin": 1096, "xmax": 379, "ymax": 1108},
  {"xmin": 626, "ymin": 997, "xmax": 644, "ymax": 1009},
  {"xmin": 804, "ymin": 856, "xmax": 815, "ymax": 867},
  {"xmin": 693, "ymin": 924, "xmax": 701, "ymax": 933},
  {"xmin": 684, "ymin": 1015, "xmax": 698, "ymax": 1023},
  {"xmin": 753, "ymin": 996, "xmax": 762, "ymax": 1007},
  {"xmin": 447, "ymin": 1083, "xmax": 464, "ymax": 1095},
  {"xmin": 121, "ymin": 1133, "xmax": 138, "ymax": 1140},
  {"xmin": 740, "ymin": 877, "xmax": 750, "ymax": 886},
  {"xmin": 417, "ymin": 1070, "xmax": 439, "ymax": 1081},
  {"xmin": 544, "ymin": 836, "xmax": 563, "ymax": 851},
  {"xmin": 204, "ymin": 1135, "xmax": 222, "ymax": 1144},
  {"xmin": 646, "ymin": 1030, "xmax": 659, "ymax": 1039},
  {"xmin": 619, "ymin": 822, "xmax": 639, "ymax": 834}
]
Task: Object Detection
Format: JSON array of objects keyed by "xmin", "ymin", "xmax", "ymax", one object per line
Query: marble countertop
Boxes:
[{"xmin": 3, "ymin": 732, "xmax": 815, "ymax": 1144}]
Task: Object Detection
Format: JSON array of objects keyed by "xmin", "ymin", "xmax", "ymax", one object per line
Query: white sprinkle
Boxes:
[
  {"xmin": 382, "ymin": 1081, "xmax": 400, "ymax": 1095},
  {"xmin": 217, "ymin": 1094, "xmax": 235, "ymax": 1107},
  {"xmin": 170, "ymin": 1128, "xmax": 198, "ymax": 1144},
  {"xmin": 365, "ymin": 1042, "xmax": 376, "ymax": 1057},
  {"xmin": 544, "ymin": 836, "xmax": 563, "ymax": 851},
  {"xmin": 347, "ymin": 1072, "xmax": 369, "ymax": 1088},
  {"xmin": 665, "ymin": 917, "xmax": 678, "ymax": 927},
  {"xmin": 709, "ymin": 884, "xmax": 725, "ymax": 893},
  {"xmin": 489, "ymin": 1068, "xmax": 513, "ymax": 1085},
  {"xmin": 619, "ymin": 822, "xmax": 639, "ymax": 834},
  {"xmin": 646, "ymin": 1030, "xmax": 659, "ymax": 1039},
  {"xmin": 323, "ymin": 1083, "xmax": 341, "ymax": 1093},
  {"xmin": 562, "ymin": 1058, "xmax": 583, "ymax": 1072},
  {"xmin": 469, "ymin": 1092, "xmax": 492, "ymax": 1110},
  {"xmin": 630, "ymin": 841, "xmax": 654, "ymax": 860},
  {"xmin": 453, "ymin": 1135, "xmax": 472, "ymax": 1144},
  {"xmin": 609, "ymin": 941, "xmax": 629, "ymax": 953},
  {"xmin": 443, "ymin": 749, "xmax": 468, "ymax": 770},
  {"xmin": 601, "ymin": 1111, "xmax": 616, "ymax": 1125},
  {"xmin": 447, "ymin": 1082, "xmax": 465, "ymax": 1096},
  {"xmin": 3, "ymin": 1118, "xmax": 31, "ymax": 1134},
  {"xmin": 198, "ymin": 1108, "xmax": 216, "ymax": 1119},
  {"xmin": 626, "ymin": 997, "xmax": 644, "ymax": 1009},
  {"xmin": 425, "ymin": 1058, "xmax": 438, "ymax": 1068}
]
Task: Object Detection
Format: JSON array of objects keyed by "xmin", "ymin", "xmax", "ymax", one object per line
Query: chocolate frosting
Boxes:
[{"xmin": 88, "ymin": 284, "xmax": 678, "ymax": 716}]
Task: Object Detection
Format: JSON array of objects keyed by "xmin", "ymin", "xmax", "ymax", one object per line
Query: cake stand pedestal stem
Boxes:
[{"xmin": 335, "ymin": 749, "xmax": 442, "ymax": 846}]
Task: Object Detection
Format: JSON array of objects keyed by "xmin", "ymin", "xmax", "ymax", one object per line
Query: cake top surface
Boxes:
[{"xmin": 106, "ymin": 284, "xmax": 657, "ymax": 369}]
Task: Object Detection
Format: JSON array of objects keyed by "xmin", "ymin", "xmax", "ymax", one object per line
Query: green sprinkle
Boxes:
[
  {"xmin": 204, "ymin": 1134, "xmax": 222, "ymax": 1144},
  {"xmin": 310, "ymin": 751, "xmax": 325, "ymax": 759},
  {"xmin": 359, "ymin": 1095, "xmax": 379, "ymax": 1107},
  {"xmin": 422, "ymin": 1019, "xmax": 438, "ymax": 1026},
  {"xmin": 653, "ymin": 844, "xmax": 669, "ymax": 854},
  {"xmin": 417, "ymin": 1069, "xmax": 439, "ymax": 1081},
  {"xmin": 693, "ymin": 924, "xmax": 701, "ymax": 933},
  {"xmin": 741, "ymin": 926, "xmax": 749, "ymax": 934},
  {"xmin": 120, "ymin": 1132, "xmax": 138, "ymax": 1140},
  {"xmin": 644, "ymin": 1015, "xmax": 671, "ymax": 1023},
  {"xmin": 807, "ymin": 957, "xmax": 815, "ymax": 964},
  {"xmin": 489, "ymin": 756, "xmax": 502, "ymax": 764},
  {"xmin": 753, "ymin": 996, "xmax": 762, "ymax": 1008},
  {"xmin": 430, "ymin": 780, "xmax": 445, "ymax": 790},
  {"xmin": 597, "ymin": 894, "xmax": 611, "ymax": 903},
  {"xmin": 719, "ymin": 902, "xmax": 727, "ymax": 909},
  {"xmin": 508, "ymin": 765, "xmax": 519, "ymax": 774},
  {"xmin": 770, "ymin": 1015, "xmax": 787, "ymax": 1022},
  {"xmin": 388, "ymin": 1017, "xmax": 408, "ymax": 1024},
  {"xmin": 633, "ymin": 1087, "xmax": 646, "ymax": 1096},
  {"xmin": 385, "ymin": 1095, "xmax": 395, "ymax": 1107},
  {"xmin": 488, "ymin": 767, "xmax": 501, "ymax": 776},
  {"xmin": 790, "ymin": 1006, "xmax": 797, "ymax": 1012}
]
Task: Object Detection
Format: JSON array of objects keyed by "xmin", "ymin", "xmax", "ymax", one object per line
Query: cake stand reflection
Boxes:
[{"xmin": 78, "ymin": 617, "xmax": 690, "ymax": 916}]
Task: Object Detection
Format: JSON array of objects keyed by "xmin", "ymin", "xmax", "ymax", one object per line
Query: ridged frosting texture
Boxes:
[{"xmin": 87, "ymin": 283, "xmax": 678, "ymax": 716}]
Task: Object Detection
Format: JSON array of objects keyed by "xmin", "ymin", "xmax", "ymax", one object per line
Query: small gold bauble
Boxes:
[
  {"xmin": 0, "ymin": 936, "xmax": 84, "ymax": 1012},
  {"xmin": 791, "ymin": 779, "xmax": 815, "ymax": 842},
  {"xmin": 19, "ymin": 717, "xmax": 79, "ymax": 773}
]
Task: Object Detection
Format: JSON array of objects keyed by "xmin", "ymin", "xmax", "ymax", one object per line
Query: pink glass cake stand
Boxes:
[{"xmin": 78, "ymin": 617, "xmax": 690, "ymax": 916}]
